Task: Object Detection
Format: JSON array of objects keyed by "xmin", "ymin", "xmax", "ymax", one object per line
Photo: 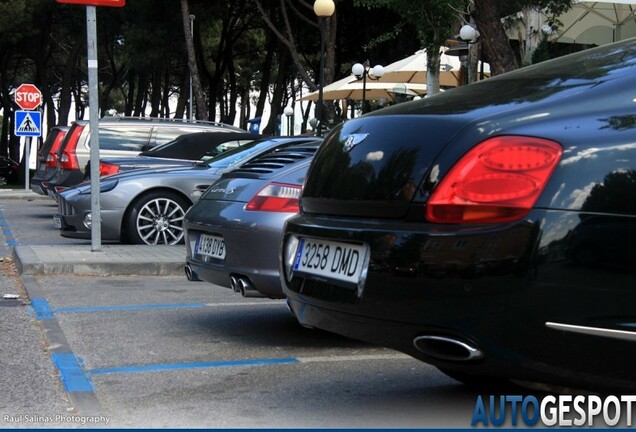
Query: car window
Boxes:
[
  {"xmin": 206, "ymin": 140, "xmax": 277, "ymax": 169},
  {"xmin": 151, "ymin": 127, "xmax": 231, "ymax": 148},
  {"xmin": 96, "ymin": 126, "xmax": 151, "ymax": 151},
  {"xmin": 201, "ymin": 139, "xmax": 255, "ymax": 160},
  {"xmin": 141, "ymin": 135, "xmax": 186, "ymax": 156}
]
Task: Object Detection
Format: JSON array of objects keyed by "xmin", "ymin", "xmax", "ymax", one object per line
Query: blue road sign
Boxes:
[{"xmin": 14, "ymin": 110, "xmax": 42, "ymax": 137}]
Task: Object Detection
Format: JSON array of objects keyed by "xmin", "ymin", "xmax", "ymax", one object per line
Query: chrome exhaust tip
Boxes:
[
  {"xmin": 184, "ymin": 264, "xmax": 199, "ymax": 281},
  {"xmin": 413, "ymin": 335, "xmax": 483, "ymax": 362},
  {"xmin": 238, "ymin": 277, "xmax": 266, "ymax": 298},
  {"xmin": 230, "ymin": 275, "xmax": 240, "ymax": 292}
]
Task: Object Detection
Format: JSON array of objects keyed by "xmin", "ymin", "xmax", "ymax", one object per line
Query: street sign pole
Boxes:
[
  {"xmin": 57, "ymin": 0, "xmax": 125, "ymax": 253},
  {"xmin": 14, "ymin": 109, "xmax": 42, "ymax": 191},
  {"xmin": 87, "ymin": 5, "xmax": 102, "ymax": 252},
  {"xmin": 24, "ymin": 137, "xmax": 31, "ymax": 191}
]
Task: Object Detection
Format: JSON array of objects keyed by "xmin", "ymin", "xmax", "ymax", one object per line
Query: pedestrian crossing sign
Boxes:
[{"xmin": 14, "ymin": 110, "xmax": 42, "ymax": 137}]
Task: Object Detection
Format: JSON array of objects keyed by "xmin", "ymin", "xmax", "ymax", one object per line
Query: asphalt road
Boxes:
[{"xmin": 0, "ymin": 195, "xmax": 485, "ymax": 428}]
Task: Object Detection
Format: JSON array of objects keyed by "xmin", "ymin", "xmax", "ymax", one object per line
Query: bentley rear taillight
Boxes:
[
  {"xmin": 426, "ymin": 136, "xmax": 562, "ymax": 223},
  {"xmin": 246, "ymin": 182, "xmax": 301, "ymax": 213}
]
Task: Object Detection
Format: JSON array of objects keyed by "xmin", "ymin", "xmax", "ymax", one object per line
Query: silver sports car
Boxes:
[
  {"xmin": 55, "ymin": 136, "xmax": 319, "ymax": 245},
  {"xmin": 184, "ymin": 141, "xmax": 320, "ymax": 298}
]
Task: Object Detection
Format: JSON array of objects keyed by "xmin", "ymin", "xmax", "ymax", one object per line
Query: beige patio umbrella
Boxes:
[
  {"xmin": 371, "ymin": 48, "xmax": 491, "ymax": 87},
  {"xmin": 372, "ymin": 49, "xmax": 464, "ymax": 87},
  {"xmin": 301, "ymin": 79, "xmax": 428, "ymax": 101},
  {"xmin": 553, "ymin": 0, "xmax": 636, "ymax": 44},
  {"xmin": 507, "ymin": 0, "xmax": 636, "ymax": 45}
]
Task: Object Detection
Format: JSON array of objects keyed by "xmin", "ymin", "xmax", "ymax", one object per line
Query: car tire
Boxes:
[{"xmin": 125, "ymin": 191, "xmax": 191, "ymax": 245}]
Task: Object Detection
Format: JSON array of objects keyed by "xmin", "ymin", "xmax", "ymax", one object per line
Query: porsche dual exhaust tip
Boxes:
[
  {"xmin": 184, "ymin": 264, "xmax": 200, "ymax": 281},
  {"xmin": 237, "ymin": 277, "xmax": 266, "ymax": 298}
]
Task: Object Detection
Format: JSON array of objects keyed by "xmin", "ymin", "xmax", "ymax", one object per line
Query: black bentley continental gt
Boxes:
[{"xmin": 281, "ymin": 38, "xmax": 636, "ymax": 392}]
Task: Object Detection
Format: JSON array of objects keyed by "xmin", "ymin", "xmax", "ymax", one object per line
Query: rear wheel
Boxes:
[{"xmin": 125, "ymin": 191, "xmax": 190, "ymax": 245}]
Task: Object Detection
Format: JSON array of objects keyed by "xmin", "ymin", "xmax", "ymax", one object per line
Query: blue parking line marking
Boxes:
[
  {"xmin": 89, "ymin": 357, "xmax": 299, "ymax": 376},
  {"xmin": 54, "ymin": 303, "xmax": 209, "ymax": 314},
  {"xmin": 51, "ymin": 353, "xmax": 95, "ymax": 393},
  {"xmin": 31, "ymin": 298, "xmax": 55, "ymax": 320},
  {"xmin": 0, "ymin": 207, "xmax": 17, "ymax": 246}
]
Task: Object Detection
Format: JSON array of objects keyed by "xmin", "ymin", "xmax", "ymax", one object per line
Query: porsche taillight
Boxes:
[
  {"xmin": 245, "ymin": 182, "xmax": 301, "ymax": 213},
  {"xmin": 426, "ymin": 136, "xmax": 562, "ymax": 224}
]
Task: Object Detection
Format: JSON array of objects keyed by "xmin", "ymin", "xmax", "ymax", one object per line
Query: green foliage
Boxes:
[
  {"xmin": 354, "ymin": 0, "xmax": 467, "ymax": 52},
  {"xmin": 0, "ymin": 0, "xmax": 31, "ymax": 45},
  {"xmin": 531, "ymin": 35, "xmax": 551, "ymax": 64}
]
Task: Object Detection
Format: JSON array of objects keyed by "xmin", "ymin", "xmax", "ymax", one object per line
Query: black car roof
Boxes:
[{"xmin": 140, "ymin": 132, "xmax": 260, "ymax": 160}]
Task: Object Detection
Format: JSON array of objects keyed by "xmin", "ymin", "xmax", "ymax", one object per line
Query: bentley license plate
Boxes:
[{"xmin": 293, "ymin": 237, "xmax": 368, "ymax": 284}]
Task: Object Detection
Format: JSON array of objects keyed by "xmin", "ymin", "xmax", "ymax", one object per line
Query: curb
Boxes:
[
  {"xmin": 13, "ymin": 245, "xmax": 187, "ymax": 276},
  {"xmin": 0, "ymin": 190, "xmax": 51, "ymax": 200}
]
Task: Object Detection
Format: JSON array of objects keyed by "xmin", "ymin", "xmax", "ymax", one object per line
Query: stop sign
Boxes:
[{"xmin": 14, "ymin": 84, "xmax": 42, "ymax": 110}]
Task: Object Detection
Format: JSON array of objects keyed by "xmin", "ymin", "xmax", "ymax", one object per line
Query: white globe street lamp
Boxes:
[
  {"xmin": 459, "ymin": 24, "xmax": 480, "ymax": 43},
  {"xmin": 352, "ymin": 60, "xmax": 385, "ymax": 114},
  {"xmin": 283, "ymin": 106, "xmax": 294, "ymax": 136}
]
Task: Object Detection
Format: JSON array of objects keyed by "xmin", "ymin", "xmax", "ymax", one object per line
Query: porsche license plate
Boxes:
[{"xmin": 196, "ymin": 234, "xmax": 226, "ymax": 260}]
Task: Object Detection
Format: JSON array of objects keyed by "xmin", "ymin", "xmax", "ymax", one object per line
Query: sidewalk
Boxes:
[
  {"xmin": 0, "ymin": 187, "xmax": 50, "ymax": 200},
  {"xmin": 1, "ymin": 188, "xmax": 187, "ymax": 276}
]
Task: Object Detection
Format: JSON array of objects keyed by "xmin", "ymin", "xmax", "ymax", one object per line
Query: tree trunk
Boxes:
[
  {"xmin": 0, "ymin": 53, "xmax": 12, "ymax": 157},
  {"xmin": 0, "ymin": 113, "xmax": 9, "ymax": 158},
  {"xmin": 255, "ymin": 35, "xmax": 276, "ymax": 121},
  {"xmin": 226, "ymin": 54, "xmax": 238, "ymax": 125},
  {"xmin": 174, "ymin": 66, "xmax": 189, "ymax": 119},
  {"xmin": 58, "ymin": 36, "xmax": 84, "ymax": 126},
  {"xmin": 522, "ymin": 6, "xmax": 544, "ymax": 66},
  {"xmin": 426, "ymin": 41, "xmax": 441, "ymax": 95},
  {"xmin": 180, "ymin": 0, "xmax": 207, "ymax": 120},
  {"xmin": 149, "ymin": 68, "xmax": 162, "ymax": 117},
  {"xmin": 133, "ymin": 73, "xmax": 148, "ymax": 117},
  {"xmin": 162, "ymin": 67, "xmax": 171, "ymax": 118},
  {"xmin": 124, "ymin": 70, "xmax": 136, "ymax": 117},
  {"xmin": 240, "ymin": 84, "xmax": 250, "ymax": 130},
  {"xmin": 474, "ymin": 0, "xmax": 518, "ymax": 75},
  {"xmin": 262, "ymin": 48, "xmax": 289, "ymax": 135}
]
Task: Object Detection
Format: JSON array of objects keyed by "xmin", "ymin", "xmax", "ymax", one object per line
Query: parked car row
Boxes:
[
  {"xmin": 31, "ymin": 116, "xmax": 245, "ymax": 196},
  {"xmin": 56, "ymin": 136, "xmax": 320, "ymax": 245},
  {"xmin": 33, "ymin": 39, "xmax": 636, "ymax": 394},
  {"xmin": 95, "ymin": 131, "xmax": 257, "ymax": 177}
]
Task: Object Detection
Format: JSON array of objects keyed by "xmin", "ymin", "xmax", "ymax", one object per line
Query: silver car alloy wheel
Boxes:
[{"xmin": 135, "ymin": 197, "xmax": 186, "ymax": 245}]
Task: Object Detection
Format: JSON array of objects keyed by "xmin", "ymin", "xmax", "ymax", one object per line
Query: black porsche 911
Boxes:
[{"xmin": 281, "ymin": 38, "xmax": 636, "ymax": 392}]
